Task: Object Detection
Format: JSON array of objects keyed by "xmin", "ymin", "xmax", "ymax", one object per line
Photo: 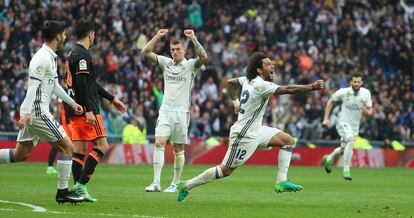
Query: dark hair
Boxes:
[
  {"xmin": 246, "ymin": 52, "xmax": 267, "ymax": 81},
  {"xmin": 74, "ymin": 18, "xmax": 95, "ymax": 39},
  {"xmin": 42, "ymin": 20, "xmax": 65, "ymax": 42},
  {"xmin": 170, "ymin": 39, "xmax": 184, "ymax": 46},
  {"xmin": 350, "ymin": 72, "xmax": 363, "ymax": 80}
]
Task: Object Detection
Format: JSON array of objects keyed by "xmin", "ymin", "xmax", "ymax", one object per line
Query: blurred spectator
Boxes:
[{"xmin": 0, "ymin": 0, "xmax": 413, "ymax": 145}]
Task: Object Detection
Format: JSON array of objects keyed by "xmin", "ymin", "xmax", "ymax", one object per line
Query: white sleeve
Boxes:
[
  {"xmin": 331, "ymin": 89, "xmax": 345, "ymax": 102},
  {"xmin": 52, "ymin": 79, "xmax": 75, "ymax": 105},
  {"xmin": 20, "ymin": 79, "xmax": 41, "ymax": 115},
  {"xmin": 156, "ymin": 55, "xmax": 170, "ymax": 70},
  {"xmin": 237, "ymin": 76, "xmax": 247, "ymax": 86},
  {"xmin": 257, "ymin": 81, "xmax": 280, "ymax": 98},
  {"xmin": 365, "ymin": 90, "xmax": 373, "ymax": 107},
  {"xmin": 28, "ymin": 57, "xmax": 48, "ymax": 81}
]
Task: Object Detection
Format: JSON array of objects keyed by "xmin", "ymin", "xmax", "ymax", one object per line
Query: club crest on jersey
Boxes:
[
  {"xmin": 79, "ymin": 59, "xmax": 87, "ymax": 70},
  {"xmin": 37, "ymin": 66, "xmax": 43, "ymax": 73}
]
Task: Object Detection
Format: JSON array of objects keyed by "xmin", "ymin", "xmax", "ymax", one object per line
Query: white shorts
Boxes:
[
  {"xmin": 336, "ymin": 123, "xmax": 359, "ymax": 144},
  {"xmin": 17, "ymin": 113, "xmax": 66, "ymax": 145},
  {"xmin": 222, "ymin": 126, "xmax": 281, "ymax": 168},
  {"xmin": 155, "ymin": 109, "xmax": 189, "ymax": 144}
]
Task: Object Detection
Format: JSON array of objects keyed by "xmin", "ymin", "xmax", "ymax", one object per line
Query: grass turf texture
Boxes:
[{"xmin": 0, "ymin": 163, "xmax": 413, "ymax": 217}]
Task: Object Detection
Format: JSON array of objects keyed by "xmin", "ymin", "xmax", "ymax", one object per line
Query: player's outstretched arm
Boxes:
[
  {"xmin": 141, "ymin": 29, "xmax": 168, "ymax": 64},
  {"xmin": 184, "ymin": 29, "xmax": 207, "ymax": 68},
  {"xmin": 227, "ymin": 78, "xmax": 242, "ymax": 115},
  {"xmin": 275, "ymin": 80, "xmax": 324, "ymax": 95}
]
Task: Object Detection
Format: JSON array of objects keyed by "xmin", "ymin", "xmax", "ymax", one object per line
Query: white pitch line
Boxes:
[
  {"xmin": 0, "ymin": 208, "xmax": 17, "ymax": 211},
  {"xmin": 1, "ymin": 199, "xmax": 165, "ymax": 218},
  {"xmin": 0, "ymin": 200, "xmax": 47, "ymax": 212},
  {"xmin": 48, "ymin": 210, "xmax": 166, "ymax": 218}
]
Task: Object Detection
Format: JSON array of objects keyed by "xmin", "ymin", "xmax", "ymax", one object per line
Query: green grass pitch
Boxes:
[{"xmin": 0, "ymin": 163, "xmax": 413, "ymax": 217}]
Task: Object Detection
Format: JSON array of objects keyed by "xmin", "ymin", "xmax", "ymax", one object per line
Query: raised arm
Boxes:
[
  {"xmin": 275, "ymin": 80, "xmax": 324, "ymax": 95},
  {"xmin": 141, "ymin": 29, "xmax": 168, "ymax": 64},
  {"xmin": 227, "ymin": 78, "xmax": 242, "ymax": 115},
  {"xmin": 184, "ymin": 29, "xmax": 207, "ymax": 68}
]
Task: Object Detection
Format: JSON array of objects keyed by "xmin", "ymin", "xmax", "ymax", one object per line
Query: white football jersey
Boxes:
[
  {"xmin": 230, "ymin": 76, "xmax": 279, "ymax": 139},
  {"xmin": 156, "ymin": 55, "xmax": 199, "ymax": 112},
  {"xmin": 332, "ymin": 86, "xmax": 372, "ymax": 128},
  {"xmin": 22, "ymin": 44, "xmax": 59, "ymax": 117}
]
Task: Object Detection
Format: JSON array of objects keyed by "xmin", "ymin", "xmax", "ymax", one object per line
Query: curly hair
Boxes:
[{"xmin": 246, "ymin": 52, "xmax": 267, "ymax": 81}]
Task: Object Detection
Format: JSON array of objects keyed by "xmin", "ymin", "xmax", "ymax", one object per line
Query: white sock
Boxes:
[
  {"xmin": 343, "ymin": 141, "xmax": 354, "ymax": 171},
  {"xmin": 153, "ymin": 147, "xmax": 165, "ymax": 185},
  {"xmin": 328, "ymin": 147, "xmax": 342, "ymax": 162},
  {"xmin": 57, "ymin": 156, "xmax": 72, "ymax": 190},
  {"xmin": 276, "ymin": 145, "xmax": 292, "ymax": 184},
  {"xmin": 0, "ymin": 149, "xmax": 13, "ymax": 164},
  {"xmin": 186, "ymin": 166, "xmax": 223, "ymax": 190},
  {"xmin": 172, "ymin": 151, "xmax": 185, "ymax": 185}
]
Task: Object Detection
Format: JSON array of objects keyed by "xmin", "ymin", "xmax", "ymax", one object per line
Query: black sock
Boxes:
[
  {"xmin": 79, "ymin": 148, "xmax": 104, "ymax": 185},
  {"xmin": 48, "ymin": 147, "xmax": 58, "ymax": 167},
  {"xmin": 72, "ymin": 152, "xmax": 85, "ymax": 184}
]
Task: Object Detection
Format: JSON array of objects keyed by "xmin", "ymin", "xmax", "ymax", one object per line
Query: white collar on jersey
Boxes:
[
  {"xmin": 173, "ymin": 58, "xmax": 187, "ymax": 66},
  {"xmin": 42, "ymin": 43, "xmax": 58, "ymax": 58}
]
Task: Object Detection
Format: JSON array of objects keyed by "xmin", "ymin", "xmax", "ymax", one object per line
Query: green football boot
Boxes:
[
  {"xmin": 72, "ymin": 183, "xmax": 97, "ymax": 202},
  {"xmin": 46, "ymin": 167, "xmax": 58, "ymax": 175},
  {"xmin": 343, "ymin": 170, "xmax": 352, "ymax": 181},
  {"xmin": 275, "ymin": 180, "xmax": 302, "ymax": 193},
  {"xmin": 177, "ymin": 181, "xmax": 189, "ymax": 202},
  {"xmin": 323, "ymin": 155, "xmax": 333, "ymax": 174}
]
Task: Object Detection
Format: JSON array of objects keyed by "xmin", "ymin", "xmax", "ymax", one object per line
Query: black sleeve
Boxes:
[
  {"xmin": 77, "ymin": 74, "xmax": 92, "ymax": 112},
  {"xmin": 96, "ymin": 82, "xmax": 115, "ymax": 102}
]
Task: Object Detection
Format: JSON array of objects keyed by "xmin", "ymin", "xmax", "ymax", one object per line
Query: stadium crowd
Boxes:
[{"xmin": 0, "ymin": 0, "xmax": 413, "ymax": 146}]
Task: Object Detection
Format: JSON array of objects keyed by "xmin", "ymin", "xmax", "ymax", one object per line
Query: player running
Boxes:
[
  {"xmin": 66, "ymin": 19, "xmax": 127, "ymax": 202},
  {"xmin": 322, "ymin": 73, "xmax": 373, "ymax": 181},
  {"xmin": 0, "ymin": 20, "xmax": 84, "ymax": 204},
  {"xmin": 177, "ymin": 52, "xmax": 324, "ymax": 202},
  {"xmin": 142, "ymin": 29, "xmax": 207, "ymax": 192}
]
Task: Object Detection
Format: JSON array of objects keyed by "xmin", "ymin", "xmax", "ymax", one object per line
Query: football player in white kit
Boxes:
[
  {"xmin": 322, "ymin": 73, "xmax": 373, "ymax": 181},
  {"xmin": 0, "ymin": 20, "xmax": 84, "ymax": 203},
  {"xmin": 177, "ymin": 52, "xmax": 324, "ymax": 202},
  {"xmin": 142, "ymin": 29, "xmax": 207, "ymax": 192}
]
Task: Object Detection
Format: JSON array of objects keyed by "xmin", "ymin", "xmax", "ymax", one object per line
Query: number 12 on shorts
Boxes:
[{"xmin": 235, "ymin": 149, "xmax": 247, "ymax": 160}]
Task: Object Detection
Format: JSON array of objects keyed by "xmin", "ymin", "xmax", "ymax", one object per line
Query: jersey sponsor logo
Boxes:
[
  {"xmin": 166, "ymin": 75, "xmax": 187, "ymax": 82},
  {"xmin": 79, "ymin": 59, "xmax": 87, "ymax": 70},
  {"xmin": 345, "ymin": 103, "xmax": 361, "ymax": 111}
]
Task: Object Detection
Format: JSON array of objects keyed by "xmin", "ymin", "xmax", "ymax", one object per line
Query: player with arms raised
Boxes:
[{"xmin": 142, "ymin": 28, "xmax": 208, "ymax": 192}]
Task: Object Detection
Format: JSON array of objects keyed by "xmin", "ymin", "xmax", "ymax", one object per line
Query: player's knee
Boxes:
[
  {"xmin": 220, "ymin": 165, "xmax": 234, "ymax": 177},
  {"xmin": 155, "ymin": 140, "xmax": 166, "ymax": 148},
  {"xmin": 95, "ymin": 142, "xmax": 109, "ymax": 153},
  {"xmin": 282, "ymin": 135, "xmax": 294, "ymax": 147},
  {"xmin": 14, "ymin": 150, "xmax": 30, "ymax": 162},
  {"xmin": 344, "ymin": 136, "xmax": 355, "ymax": 144},
  {"xmin": 73, "ymin": 143, "xmax": 87, "ymax": 154},
  {"xmin": 173, "ymin": 144, "xmax": 184, "ymax": 153}
]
